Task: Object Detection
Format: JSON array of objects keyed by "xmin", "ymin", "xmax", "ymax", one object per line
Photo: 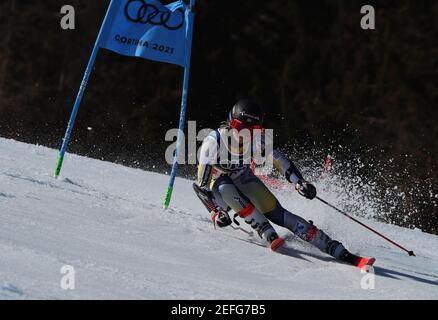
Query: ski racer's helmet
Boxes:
[{"xmin": 227, "ymin": 99, "xmax": 264, "ymax": 132}]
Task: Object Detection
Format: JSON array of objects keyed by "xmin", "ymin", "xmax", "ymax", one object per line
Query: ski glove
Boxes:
[
  {"xmin": 215, "ymin": 210, "xmax": 232, "ymax": 228},
  {"xmin": 296, "ymin": 180, "xmax": 317, "ymax": 200}
]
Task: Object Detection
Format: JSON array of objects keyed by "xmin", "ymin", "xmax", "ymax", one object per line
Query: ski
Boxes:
[
  {"xmin": 355, "ymin": 256, "xmax": 376, "ymax": 269},
  {"xmin": 232, "ymin": 228, "xmax": 376, "ymax": 269},
  {"xmin": 194, "ymin": 183, "xmax": 376, "ymax": 270},
  {"xmin": 230, "ymin": 225, "xmax": 285, "ymax": 251},
  {"xmin": 270, "ymin": 237, "xmax": 285, "ymax": 251}
]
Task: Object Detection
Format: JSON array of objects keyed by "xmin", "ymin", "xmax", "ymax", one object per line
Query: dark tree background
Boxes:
[{"xmin": 0, "ymin": 1, "xmax": 437, "ymax": 233}]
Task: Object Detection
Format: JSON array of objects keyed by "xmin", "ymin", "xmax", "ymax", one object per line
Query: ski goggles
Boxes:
[{"xmin": 229, "ymin": 118, "xmax": 262, "ymax": 132}]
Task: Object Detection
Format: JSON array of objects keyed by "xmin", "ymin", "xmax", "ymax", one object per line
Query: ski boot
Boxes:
[
  {"xmin": 239, "ymin": 203, "xmax": 284, "ymax": 251},
  {"xmin": 303, "ymin": 222, "xmax": 375, "ymax": 268}
]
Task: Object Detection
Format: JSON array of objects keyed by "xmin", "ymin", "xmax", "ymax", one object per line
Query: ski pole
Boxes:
[
  {"xmin": 231, "ymin": 225, "xmax": 254, "ymax": 237},
  {"xmin": 316, "ymin": 196, "xmax": 415, "ymax": 256}
]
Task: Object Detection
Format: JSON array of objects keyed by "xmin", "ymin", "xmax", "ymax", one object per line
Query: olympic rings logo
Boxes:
[{"xmin": 124, "ymin": 0, "xmax": 185, "ymax": 30}]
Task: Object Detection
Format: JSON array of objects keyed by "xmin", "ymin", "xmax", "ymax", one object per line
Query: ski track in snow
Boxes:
[{"xmin": 0, "ymin": 138, "xmax": 437, "ymax": 299}]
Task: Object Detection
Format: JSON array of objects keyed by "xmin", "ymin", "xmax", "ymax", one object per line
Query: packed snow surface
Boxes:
[{"xmin": 1, "ymin": 138, "xmax": 437, "ymax": 299}]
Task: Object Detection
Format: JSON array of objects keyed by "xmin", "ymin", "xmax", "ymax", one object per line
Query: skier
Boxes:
[{"xmin": 193, "ymin": 99, "xmax": 374, "ymax": 268}]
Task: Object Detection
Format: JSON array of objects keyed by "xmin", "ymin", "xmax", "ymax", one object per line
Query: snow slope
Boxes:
[{"xmin": 0, "ymin": 138, "xmax": 437, "ymax": 300}]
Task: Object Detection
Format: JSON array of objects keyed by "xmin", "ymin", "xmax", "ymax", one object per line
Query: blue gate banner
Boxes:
[{"xmin": 100, "ymin": 0, "xmax": 189, "ymax": 67}]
